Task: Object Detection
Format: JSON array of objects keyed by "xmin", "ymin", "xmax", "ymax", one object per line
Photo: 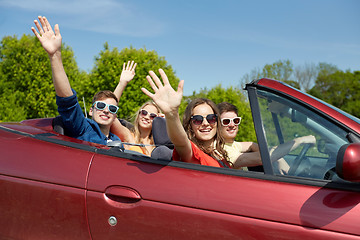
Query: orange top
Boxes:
[
  {"xmin": 128, "ymin": 145, "xmax": 147, "ymax": 155},
  {"xmin": 172, "ymin": 141, "xmax": 223, "ymax": 167}
]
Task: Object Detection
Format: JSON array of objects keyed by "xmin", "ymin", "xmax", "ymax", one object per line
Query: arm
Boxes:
[
  {"xmin": 110, "ymin": 119, "xmax": 134, "ymax": 143},
  {"xmin": 269, "ymin": 135, "xmax": 315, "ymax": 175},
  {"xmin": 110, "ymin": 61, "xmax": 137, "ymax": 141},
  {"xmin": 233, "ymin": 142, "xmax": 262, "ymax": 168},
  {"xmin": 269, "ymin": 135, "xmax": 316, "ymax": 162},
  {"xmin": 31, "ymin": 16, "xmax": 73, "ymax": 97},
  {"xmin": 141, "ymin": 69, "xmax": 196, "ymax": 163},
  {"xmin": 233, "ymin": 151, "xmax": 262, "ymax": 168},
  {"xmin": 241, "ymin": 142, "xmax": 259, "ymax": 152},
  {"xmin": 113, "ymin": 61, "xmax": 137, "ymax": 100}
]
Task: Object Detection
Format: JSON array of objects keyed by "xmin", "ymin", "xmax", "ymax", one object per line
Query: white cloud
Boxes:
[{"xmin": 0, "ymin": 0, "xmax": 165, "ymax": 37}]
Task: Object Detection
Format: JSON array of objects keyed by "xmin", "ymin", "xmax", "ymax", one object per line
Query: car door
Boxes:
[
  {"xmin": 247, "ymin": 82, "xmax": 360, "ymax": 233},
  {"xmin": 0, "ymin": 127, "xmax": 94, "ymax": 239},
  {"xmin": 86, "ymin": 151, "xmax": 360, "ymax": 240}
]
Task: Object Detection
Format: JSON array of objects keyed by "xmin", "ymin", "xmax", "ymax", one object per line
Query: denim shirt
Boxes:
[{"xmin": 56, "ymin": 89, "xmax": 120, "ymax": 145}]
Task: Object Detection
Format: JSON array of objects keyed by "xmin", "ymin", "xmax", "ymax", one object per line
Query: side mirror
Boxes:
[{"xmin": 336, "ymin": 143, "xmax": 360, "ymax": 182}]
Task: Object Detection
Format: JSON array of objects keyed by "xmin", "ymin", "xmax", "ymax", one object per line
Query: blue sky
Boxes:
[{"xmin": 0, "ymin": 0, "xmax": 359, "ymax": 95}]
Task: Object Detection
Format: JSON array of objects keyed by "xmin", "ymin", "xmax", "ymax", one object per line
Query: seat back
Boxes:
[
  {"xmin": 151, "ymin": 117, "xmax": 174, "ymax": 160},
  {"xmin": 152, "ymin": 117, "xmax": 173, "ymax": 148},
  {"xmin": 119, "ymin": 118, "xmax": 134, "ymax": 130}
]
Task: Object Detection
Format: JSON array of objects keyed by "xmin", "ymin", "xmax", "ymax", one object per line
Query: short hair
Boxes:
[
  {"xmin": 217, "ymin": 102, "xmax": 238, "ymax": 115},
  {"xmin": 91, "ymin": 90, "xmax": 119, "ymax": 105}
]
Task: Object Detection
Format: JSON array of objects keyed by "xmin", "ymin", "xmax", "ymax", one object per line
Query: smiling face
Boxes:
[
  {"xmin": 220, "ymin": 111, "xmax": 239, "ymax": 143},
  {"xmin": 138, "ymin": 104, "xmax": 159, "ymax": 130},
  {"xmin": 89, "ymin": 97, "xmax": 118, "ymax": 128},
  {"xmin": 190, "ymin": 103, "xmax": 217, "ymax": 145}
]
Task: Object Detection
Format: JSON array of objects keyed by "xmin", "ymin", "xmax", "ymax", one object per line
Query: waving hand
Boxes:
[
  {"xmin": 120, "ymin": 61, "xmax": 137, "ymax": 84},
  {"xmin": 142, "ymin": 69, "xmax": 184, "ymax": 116},
  {"xmin": 142, "ymin": 69, "xmax": 193, "ymax": 162},
  {"xmin": 31, "ymin": 16, "xmax": 61, "ymax": 56},
  {"xmin": 31, "ymin": 16, "xmax": 72, "ymax": 97}
]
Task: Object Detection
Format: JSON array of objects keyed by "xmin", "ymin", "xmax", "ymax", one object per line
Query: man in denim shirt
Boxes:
[
  {"xmin": 32, "ymin": 16, "xmax": 122, "ymax": 145},
  {"xmin": 56, "ymin": 89, "xmax": 120, "ymax": 144}
]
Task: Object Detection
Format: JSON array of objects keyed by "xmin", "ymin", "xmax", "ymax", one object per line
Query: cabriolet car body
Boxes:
[{"xmin": 1, "ymin": 78, "xmax": 359, "ymax": 239}]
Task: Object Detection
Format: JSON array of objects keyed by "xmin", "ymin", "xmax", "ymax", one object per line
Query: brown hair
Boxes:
[
  {"xmin": 132, "ymin": 101, "xmax": 161, "ymax": 154},
  {"xmin": 183, "ymin": 98, "xmax": 229, "ymax": 163},
  {"xmin": 92, "ymin": 90, "xmax": 119, "ymax": 105},
  {"xmin": 217, "ymin": 102, "xmax": 238, "ymax": 115}
]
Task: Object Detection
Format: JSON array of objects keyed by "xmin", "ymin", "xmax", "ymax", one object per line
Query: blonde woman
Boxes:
[
  {"xmin": 110, "ymin": 62, "xmax": 161, "ymax": 156},
  {"xmin": 130, "ymin": 101, "xmax": 161, "ymax": 155}
]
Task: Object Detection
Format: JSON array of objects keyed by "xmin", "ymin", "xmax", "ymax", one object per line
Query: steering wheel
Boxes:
[{"xmin": 288, "ymin": 143, "xmax": 313, "ymax": 176}]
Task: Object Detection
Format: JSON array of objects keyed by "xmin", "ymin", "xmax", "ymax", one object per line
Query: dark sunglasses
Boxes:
[
  {"xmin": 190, "ymin": 114, "xmax": 217, "ymax": 125},
  {"xmin": 92, "ymin": 101, "xmax": 119, "ymax": 114},
  {"xmin": 221, "ymin": 117, "xmax": 241, "ymax": 126},
  {"xmin": 140, "ymin": 109, "xmax": 158, "ymax": 120}
]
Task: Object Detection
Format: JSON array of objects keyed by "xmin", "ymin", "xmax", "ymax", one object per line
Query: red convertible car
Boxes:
[{"xmin": 1, "ymin": 78, "xmax": 359, "ymax": 239}]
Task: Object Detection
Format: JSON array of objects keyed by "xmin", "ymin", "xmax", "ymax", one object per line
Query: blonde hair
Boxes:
[{"xmin": 132, "ymin": 101, "xmax": 161, "ymax": 154}]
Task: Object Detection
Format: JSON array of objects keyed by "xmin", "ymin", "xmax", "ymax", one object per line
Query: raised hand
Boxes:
[
  {"xmin": 119, "ymin": 61, "xmax": 137, "ymax": 84},
  {"xmin": 31, "ymin": 16, "xmax": 61, "ymax": 56},
  {"xmin": 141, "ymin": 69, "xmax": 184, "ymax": 116}
]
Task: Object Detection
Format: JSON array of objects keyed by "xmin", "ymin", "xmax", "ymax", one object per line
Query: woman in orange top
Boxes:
[
  {"xmin": 142, "ymin": 69, "xmax": 230, "ymax": 168},
  {"xmin": 129, "ymin": 101, "xmax": 161, "ymax": 155}
]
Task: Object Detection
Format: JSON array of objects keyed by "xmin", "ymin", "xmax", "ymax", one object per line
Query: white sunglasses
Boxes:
[{"xmin": 221, "ymin": 117, "xmax": 241, "ymax": 126}]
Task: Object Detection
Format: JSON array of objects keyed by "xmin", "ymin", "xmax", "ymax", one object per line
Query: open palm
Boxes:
[
  {"xmin": 119, "ymin": 61, "xmax": 137, "ymax": 83},
  {"xmin": 31, "ymin": 16, "xmax": 62, "ymax": 56},
  {"xmin": 142, "ymin": 69, "xmax": 184, "ymax": 115}
]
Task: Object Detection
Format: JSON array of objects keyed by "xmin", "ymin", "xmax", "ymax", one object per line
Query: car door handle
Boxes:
[{"xmin": 105, "ymin": 186, "xmax": 141, "ymax": 204}]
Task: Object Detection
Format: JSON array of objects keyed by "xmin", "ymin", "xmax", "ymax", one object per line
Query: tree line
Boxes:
[
  {"xmin": 1, "ymin": 34, "xmax": 359, "ymax": 142},
  {"xmin": 241, "ymin": 59, "xmax": 360, "ymax": 118}
]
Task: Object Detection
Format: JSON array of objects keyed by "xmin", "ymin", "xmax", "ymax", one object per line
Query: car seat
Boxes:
[
  {"xmin": 119, "ymin": 118, "xmax": 134, "ymax": 130},
  {"xmin": 151, "ymin": 117, "xmax": 174, "ymax": 160}
]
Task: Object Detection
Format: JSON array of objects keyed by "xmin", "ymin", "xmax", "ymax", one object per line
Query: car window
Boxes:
[{"xmin": 256, "ymin": 90, "xmax": 349, "ymax": 181}]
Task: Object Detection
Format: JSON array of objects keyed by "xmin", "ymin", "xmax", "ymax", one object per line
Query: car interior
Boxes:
[{"xmin": 256, "ymin": 89, "xmax": 360, "ymax": 181}]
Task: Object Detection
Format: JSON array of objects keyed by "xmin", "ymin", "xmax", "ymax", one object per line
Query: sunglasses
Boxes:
[
  {"xmin": 190, "ymin": 114, "xmax": 217, "ymax": 125},
  {"xmin": 140, "ymin": 109, "xmax": 158, "ymax": 120},
  {"xmin": 221, "ymin": 117, "xmax": 241, "ymax": 126},
  {"xmin": 92, "ymin": 101, "xmax": 119, "ymax": 114}
]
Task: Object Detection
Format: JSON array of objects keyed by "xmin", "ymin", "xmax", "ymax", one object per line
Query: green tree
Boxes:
[
  {"xmin": 308, "ymin": 70, "xmax": 360, "ymax": 118},
  {"xmin": 294, "ymin": 62, "xmax": 318, "ymax": 92},
  {"xmin": 0, "ymin": 92, "xmax": 27, "ymax": 122},
  {"xmin": 317, "ymin": 62, "xmax": 339, "ymax": 79},
  {"xmin": 181, "ymin": 84, "xmax": 257, "ymax": 142},
  {"xmin": 262, "ymin": 59, "xmax": 293, "ymax": 81},
  {"xmin": 0, "ymin": 34, "xmax": 85, "ymax": 121},
  {"xmin": 241, "ymin": 59, "xmax": 299, "ymax": 90},
  {"xmin": 241, "ymin": 67, "xmax": 262, "ymax": 86},
  {"xmin": 79, "ymin": 43, "xmax": 179, "ymax": 120}
]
